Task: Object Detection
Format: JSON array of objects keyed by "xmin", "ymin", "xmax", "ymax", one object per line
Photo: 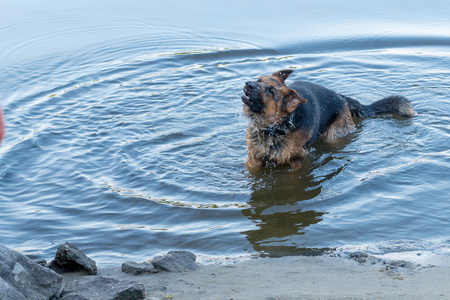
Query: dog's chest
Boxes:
[
  {"xmin": 252, "ymin": 134, "xmax": 284, "ymax": 157},
  {"xmin": 247, "ymin": 128, "xmax": 303, "ymax": 163}
]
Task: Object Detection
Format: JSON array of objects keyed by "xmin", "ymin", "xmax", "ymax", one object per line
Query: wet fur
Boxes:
[{"xmin": 242, "ymin": 69, "xmax": 414, "ymax": 170}]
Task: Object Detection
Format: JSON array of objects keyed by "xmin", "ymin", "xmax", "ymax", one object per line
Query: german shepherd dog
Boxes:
[{"xmin": 241, "ymin": 69, "xmax": 414, "ymax": 170}]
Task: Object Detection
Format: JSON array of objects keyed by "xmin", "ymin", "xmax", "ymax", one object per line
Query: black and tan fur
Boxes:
[{"xmin": 241, "ymin": 69, "xmax": 414, "ymax": 170}]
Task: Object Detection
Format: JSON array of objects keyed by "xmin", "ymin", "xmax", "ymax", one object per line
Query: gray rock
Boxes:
[
  {"xmin": 61, "ymin": 276, "xmax": 145, "ymax": 300},
  {"xmin": 32, "ymin": 258, "xmax": 47, "ymax": 266},
  {"xmin": 152, "ymin": 251, "xmax": 197, "ymax": 272},
  {"xmin": 60, "ymin": 294, "xmax": 89, "ymax": 300},
  {"xmin": 121, "ymin": 261, "xmax": 159, "ymax": 275},
  {"xmin": 348, "ymin": 252, "xmax": 382, "ymax": 265},
  {"xmin": 388, "ymin": 259, "xmax": 415, "ymax": 269},
  {"xmin": 382, "ymin": 259, "xmax": 418, "ymax": 279},
  {"xmin": 49, "ymin": 242, "xmax": 97, "ymax": 275},
  {"xmin": 0, "ymin": 243, "xmax": 63, "ymax": 300},
  {"xmin": 0, "ymin": 278, "xmax": 26, "ymax": 300}
]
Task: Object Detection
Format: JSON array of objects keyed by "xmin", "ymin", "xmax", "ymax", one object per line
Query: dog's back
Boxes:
[{"xmin": 288, "ymin": 81, "xmax": 351, "ymax": 146}]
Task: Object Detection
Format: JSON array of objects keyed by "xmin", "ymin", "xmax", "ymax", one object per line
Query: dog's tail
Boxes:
[{"xmin": 340, "ymin": 94, "xmax": 414, "ymax": 118}]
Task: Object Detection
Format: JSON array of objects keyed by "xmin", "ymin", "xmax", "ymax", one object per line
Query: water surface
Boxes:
[{"xmin": 1, "ymin": 0, "xmax": 449, "ymax": 264}]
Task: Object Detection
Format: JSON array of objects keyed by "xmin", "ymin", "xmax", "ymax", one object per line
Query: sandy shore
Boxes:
[{"xmin": 62, "ymin": 254, "xmax": 450, "ymax": 300}]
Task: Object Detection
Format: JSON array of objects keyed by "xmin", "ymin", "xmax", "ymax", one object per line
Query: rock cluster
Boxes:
[
  {"xmin": 0, "ymin": 242, "xmax": 197, "ymax": 300},
  {"xmin": 121, "ymin": 251, "xmax": 198, "ymax": 275}
]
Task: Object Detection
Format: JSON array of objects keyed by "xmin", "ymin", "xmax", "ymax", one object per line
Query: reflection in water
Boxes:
[{"xmin": 242, "ymin": 138, "xmax": 352, "ymax": 257}]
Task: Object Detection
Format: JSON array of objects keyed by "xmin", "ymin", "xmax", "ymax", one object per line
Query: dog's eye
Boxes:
[{"xmin": 267, "ymin": 87, "xmax": 275, "ymax": 95}]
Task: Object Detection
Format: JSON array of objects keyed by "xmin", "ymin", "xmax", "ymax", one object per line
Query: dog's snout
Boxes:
[
  {"xmin": 245, "ymin": 81, "xmax": 258, "ymax": 90},
  {"xmin": 242, "ymin": 80, "xmax": 263, "ymax": 113}
]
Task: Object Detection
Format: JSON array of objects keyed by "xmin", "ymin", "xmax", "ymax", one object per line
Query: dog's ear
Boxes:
[
  {"xmin": 273, "ymin": 69, "xmax": 294, "ymax": 83},
  {"xmin": 283, "ymin": 89, "xmax": 307, "ymax": 113}
]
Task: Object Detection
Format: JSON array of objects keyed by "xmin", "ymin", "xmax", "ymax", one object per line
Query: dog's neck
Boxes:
[{"xmin": 259, "ymin": 115, "xmax": 295, "ymax": 137}]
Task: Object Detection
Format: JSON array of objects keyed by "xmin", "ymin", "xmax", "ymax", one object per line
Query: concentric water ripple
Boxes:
[{"xmin": 1, "ymin": 3, "xmax": 450, "ymax": 263}]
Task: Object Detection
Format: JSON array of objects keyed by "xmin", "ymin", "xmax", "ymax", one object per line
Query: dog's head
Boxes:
[{"xmin": 241, "ymin": 70, "xmax": 307, "ymax": 126}]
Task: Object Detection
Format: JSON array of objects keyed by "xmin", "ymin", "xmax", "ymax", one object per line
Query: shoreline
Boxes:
[
  {"xmin": 67, "ymin": 252, "xmax": 450, "ymax": 299},
  {"xmin": 3, "ymin": 241, "xmax": 450, "ymax": 299}
]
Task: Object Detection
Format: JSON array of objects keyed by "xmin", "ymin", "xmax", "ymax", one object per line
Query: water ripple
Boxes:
[{"xmin": 1, "ymin": 6, "xmax": 450, "ymax": 263}]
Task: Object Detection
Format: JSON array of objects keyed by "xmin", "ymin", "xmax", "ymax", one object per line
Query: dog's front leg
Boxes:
[
  {"xmin": 288, "ymin": 148, "xmax": 307, "ymax": 170},
  {"xmin": 288, "ymin": 159, "xmax": 303, "ymax": 170},
  {"xmin": 245, "ymin": 153, "xmax": 264, "ymax": 170}
]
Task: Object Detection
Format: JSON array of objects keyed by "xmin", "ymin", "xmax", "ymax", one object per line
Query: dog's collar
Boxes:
[{"xmin": 261, "ymin": 118, "xmax": 295, "ymax": 136}]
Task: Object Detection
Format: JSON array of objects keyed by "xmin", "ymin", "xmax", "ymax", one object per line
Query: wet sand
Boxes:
[{"xmin": 64, "ymin": 254, "xmax": 450, "ymax": 299}]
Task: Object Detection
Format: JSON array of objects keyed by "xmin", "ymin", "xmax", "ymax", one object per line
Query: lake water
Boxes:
[{"xmin": 1, "ymin": 0, "xmax": 449, "ymax": 265}]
